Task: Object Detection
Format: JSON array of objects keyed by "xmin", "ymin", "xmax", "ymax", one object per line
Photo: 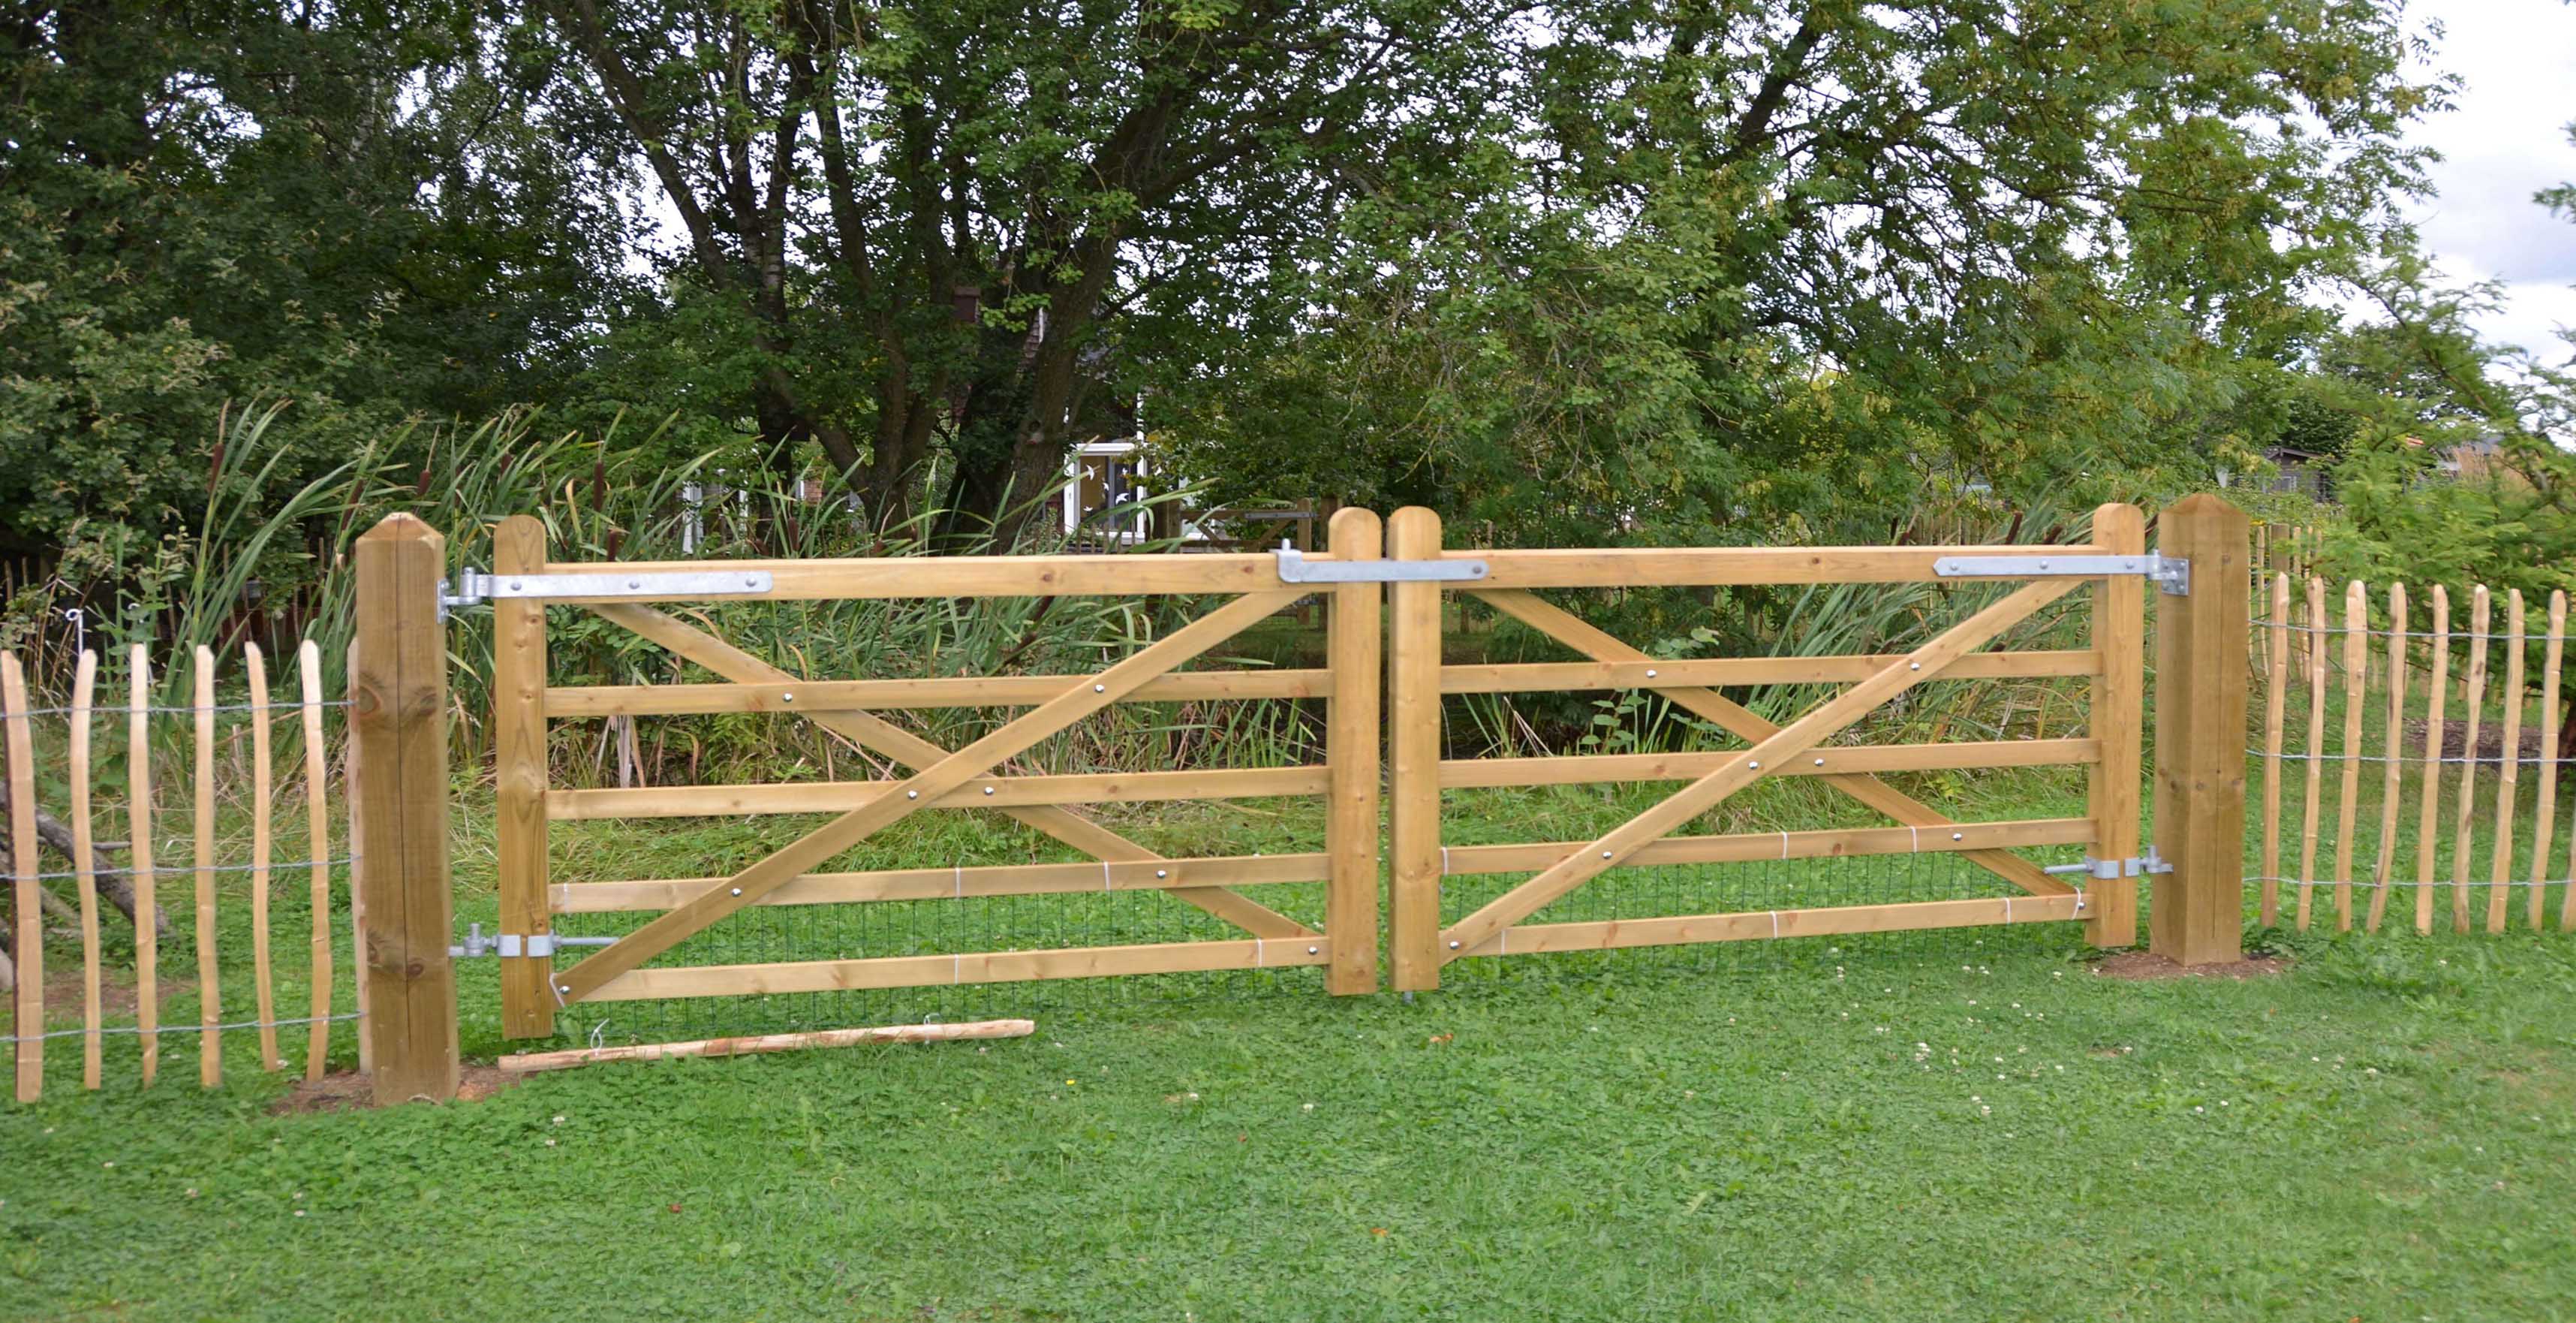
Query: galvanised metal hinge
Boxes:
[
  {"xmin": 2045, "ymin": 845, "xmax": 2174, "ymax": 881},
  {"xmin": 438, "ymin": 567, "xmax": 775, "ymax": 619},
  {"xmin": 447, "ymin": 924, "xmax": 617, "ymax": 960},
  {"xmin": 1274, "ymin": 547, "xmax": 1489, "ymax": 584},
  {"xmin": 1931, "ymin": 553, "xmax": 2190, "ymax": 596}
]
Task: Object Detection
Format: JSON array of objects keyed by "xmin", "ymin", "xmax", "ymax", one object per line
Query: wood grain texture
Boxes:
[
  {"xmin": 492, "ymin": 517, "xmax": 554, "ymax": 1038},
  {"xmin": 2334, "ymin": 582, "xmax": 2367, "ymax": 932},
  {"xmin": 191, "ymin": 646, "xmax": 218, "ymax": 1087},
  {"xmin": 2147, "ymin": 494, "xmax": 2249, "ymax": 966},
  {"xmin": 2260, "ymin": 573, "xmax": 2289, "ymax": 927},
  {"xmin": 2417, "ymin": 587, "xmax": 2451, "ymax": 935},
  {"xmin": 5, "ymin": 652, "xmax": 40, "ymax": 1101},
  {"xmin": 1386, "ymin": 507, "xmax": 1446, "ymax": 993},
  {"xmin": 2451, "ymin": 586, "xmax": 2490, "ymax": 933},
  {"xmin": 128, "ymin": 646, "xmax": 158, "ymax": 1084},
  {"xmin": 498, "ymin": 1018, "xmax": 1036, "ymax": 1073},
  {"xmin": 1323, "ymin": 507, "xmax": 1383, "ymax": 995},
  {"xmin": 2530, "ymin": 592, "xmax": 2565, "ymax": 931},
  {"xmin": 2367, "ymin": 583, "xmax": 2408, "ymax": 934},
  {"xmin": 2487, "ymin": 589, "xmax": 2526, "ymax": 933},
  {"xmin": 69, "ymin": 651, "xmax": 100, "ymax": 1089},
  {"xmin": 2086, "ymin": 503, "xmax": 2146, "ymax": 947},
  {"xmin": 298, "ymin": 641, "xmax": 333, "ymax": 1081},
  {"xmin": 2295, "ymin": 577, "xmax": 2326, "ymax": 931},
  {"xmin": 246, "ymin": 644, "xmax": 278, "ymax": 1068},
  {"xmin": 352, "ymin": 515, "xmax": 458, "ymax": 1105}
]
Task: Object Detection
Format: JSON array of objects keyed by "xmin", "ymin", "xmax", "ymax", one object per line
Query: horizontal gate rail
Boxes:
[
  {"xmin": 549, "ymin": 766, "xmax": 1331, "ymax": 820},
  {"xmin": 1437, "ymin": 651, "xmax": 2097, "ymax": 692},
  {"xmin": 1437, "ymin": 739, "xmax": 2098, "ymax": 789},
  {"xmin": 546, "ymin": 668, "xmax": 1334, "ymax": 716},
  {"xmin": 552, "ymin": 851, "xmax": 1334, "ymax": 912},
  {"xmin": 1455, "ymin": 894, "xmax": 2086, "ymax": 959},
  {"xmin": 585, "ymin": 936, "xmax": 1334, "ymax": 1002}
]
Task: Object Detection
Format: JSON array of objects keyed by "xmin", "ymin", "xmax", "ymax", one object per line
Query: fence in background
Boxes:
[
  {"xmin": 2, "ymin": 640, "xmax": 361, "ymax": 1103},
  {"xmin": 2252, "ymin": 573, "xmax": 2576, "ymax": 934}
]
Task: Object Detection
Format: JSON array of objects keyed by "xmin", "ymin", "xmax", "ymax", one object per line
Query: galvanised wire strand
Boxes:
[
  {"xmin": 18, "ymin": 854, "xmax": 357, "ymax": 883},
  {"xmin": 2, "ymin": 1011, "xmax": 362, "ymax": 1046},
  {"xmin": 4, "ymin": 698, "xmax": 354, "ymax": 720}
]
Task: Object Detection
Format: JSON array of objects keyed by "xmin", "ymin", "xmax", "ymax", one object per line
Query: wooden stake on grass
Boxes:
[
  {"xmin": 2451, "ymin": 586, "xmax": 2490, "ymax": 933},
  {"xmin": 2295, "ymin": 577, "xmax": 2327, "ymax": 930},
  {"xmin": 192, "ymin": 645, "xmax": 219, "ymax": 1088},
  {"xmin": 299, "ymin": 640, "xmax": 333, "ymax": 1081},
  {"xmin": 2334, "ymin": 581, "xmax": 2367, "ymax": 931},
  {"xmin": 129, "ymin": 646, "xmax": 158, "ymax": 1085},
  {"xmin": 247, "ymin": 644, "xmax": 278, "ymax": 1068},
  {"xmin": 2487, "ymin": 590, "xmax": 2526, "ymax": 933},
  {"xmin": 2260, "ymin": 573, "xmax": 2290, "ymax": 927},
  {"xmin": 70, "ymin": 651, "xmax": 101, "ymax": 1089},
  {"xmin": 2529, "ymin": 592, "xmax": 2565, "ymax": 932},
  {"xmin": 5, "ymin": 652, "xmax": 41, "ymax": 1101},
  {"xmin": 2416, "ymin": 587, "xmax": 2450, "ymax": 936},
  {"xmin": 496, "ymin": 1017, "xmax": 1037, "ymax": 1074},
  {"xmin": 2367, "ymin": 583, "xmax": 2408, "ymax": 934}
]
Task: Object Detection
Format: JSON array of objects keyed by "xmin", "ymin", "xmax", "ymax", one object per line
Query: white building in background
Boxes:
[{"xmin": 1062, "ymin": 438, "xmax": 1154, "ymax": 544}]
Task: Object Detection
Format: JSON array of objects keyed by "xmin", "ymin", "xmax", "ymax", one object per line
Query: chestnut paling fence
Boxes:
[
  {"xmin": 2250, "ymin": 573, "xmax": 2576, "ymax": 935},
  {"xmin": 0, "ymin": 640, "xmax": 363, "ymax": 1104}
]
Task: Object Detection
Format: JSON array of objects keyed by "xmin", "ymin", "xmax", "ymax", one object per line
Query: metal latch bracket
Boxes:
[
  {"xmin": 2044, "ymin": 845, "xmax": 2174, "ymax": 881},
  {"xmin": 1274, "ymin": 547, "xmax": 1488, "ymax": 584}
]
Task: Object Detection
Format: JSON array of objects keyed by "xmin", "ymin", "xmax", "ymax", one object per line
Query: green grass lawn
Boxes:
[{"xmin": 7, "ymin": 918, "xmax": 2575, "ymax": 1321}]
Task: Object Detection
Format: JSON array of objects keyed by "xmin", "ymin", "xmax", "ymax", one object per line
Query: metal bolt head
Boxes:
[
  {"xmin": 780, "ymin": 692, "xmax": 794, "ymax": 703},
  {"xmin": 983, "ymin": 785, "xmax": 996, "ymax": 796},
  {"xmin": 1952, "ymin": 831, "xmax": 1964, "ymax": 841},
  {"xmin": 1645, "ymin": 668, "xmax": 1657, "ymax": 678},
  {"xmin": 1909, "ymin": 662, "xmax": 1921, "ymax": 671},
  {"xmin": 730, "ymin": 887, "xmax": 742, "ymax": 897},
  {"xmin": 1155, "ymin": 869, "xmax": 1168, "ymax": 878},
  {"xmin": 1308, "ymin": 945, "xmax": 1320, "ymax": 955},
  {"xmin": 1748, "ymin": 760, "xmax": 1760, "ymax": 770},
  {"xmin": 558, "ymin": 984, "xmax": 570, "ymax": 994},
  {"xmin": 1813, "ymin": 757, "xmax": 1825, "ymax": 766},
  {"xmin": 509, "ymin": 580, "xmax": 524, "ymax": 591},
  {"xmin": 1449, "ymin": 940, "xmax": 1462, "ymax": 950},
  {"xmin": 1601, "ymin": 849, "xmax": 1614, "ymax": 859},
  {"xmin": 1094, "ymin": 683, "xmax": 1106, "ymax": 692},
  {"xmin": 627, "ymin": 580, "xmax": 641, "ymax": 590},
  {"xmin": 907, "ymin": 790, "xmax": 919, "ymax": 800}
]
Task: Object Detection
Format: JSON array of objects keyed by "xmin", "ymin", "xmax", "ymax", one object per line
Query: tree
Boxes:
[
  {"xmin": 531, "ymin": 0, "xmax": 1518, "ymax": 534},
  {"xmin": 0, "ymin": 0, "xmax": 634, "ymax": 565},
  {"xmin": 1147, "ymin": 0, "xmax": 2446, "ymax": 547}
]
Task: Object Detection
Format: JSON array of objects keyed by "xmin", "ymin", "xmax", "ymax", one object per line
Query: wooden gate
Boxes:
[
  {"xmin": 483, "ymin": 511, "xmax": 1386, "ymax": 1040},
  {"xmin": 1380, "ymin": 503, "xmax": 2161, "ymax": 990}
]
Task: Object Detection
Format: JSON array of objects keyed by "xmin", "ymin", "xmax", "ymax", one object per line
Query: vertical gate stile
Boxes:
[
  {"xmin": 2087, "ymin": 502, "xmax": 2146, "ymax": 947},
  {"xmin": 495, "ymin": 515, "xmax": 554, "ymax": 1038},
  {"xmin": 1387, "ymin": 507, "xmax": 1445, "ymax": 992},
  {"xmin": 1324, "ymin": 508, "xmax": 1384, "ymax": 995},
  {"xmin": 2149, "ymin": 495, "xmax": 2250, "ymax": 966},
  {"xmin": 353, "ymin": 514, "xmax": 459, "ymax": 1104}
]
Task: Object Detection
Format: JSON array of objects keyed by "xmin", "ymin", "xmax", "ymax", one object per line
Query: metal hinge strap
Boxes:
[
  {"xmin": 447, "ymin": 924, "xmax": 617, "ymax": 959},
  {"xmin": 1932, "ymin": 553, "xmax": 2189, "ymax": 596},
  {"xmin": 439, "ymin": 567, "xmax": 775, "ymax": 617}
]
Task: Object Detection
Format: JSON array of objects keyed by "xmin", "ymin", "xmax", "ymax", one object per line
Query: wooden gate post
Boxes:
[
  {"xmin": 1323, "ymin": 507, "xmax": 1383, "ymax": 995},
  {"xmin": 493, "ymin": 515, "xmax": 555, "ymax": 1038},
  {"xmin": 2087, "ymin": 502, "xmax": 2146, "ymax": 947},
  {"xmin": 352, "ymin": 514, "xmax": 459, "ymax": 1103},
  {"xmin": 1387, "ymin": 507, "xmax": 1445, "ymax": 991},
  {"xmin": 2150, "ymin": 493, "xmax": 2250, "ymax": 966}
]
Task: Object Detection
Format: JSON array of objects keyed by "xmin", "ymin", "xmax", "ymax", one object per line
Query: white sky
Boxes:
[{"xmin": 2400, "ymin": 0, "xmax": 2576, "ymax": 361}]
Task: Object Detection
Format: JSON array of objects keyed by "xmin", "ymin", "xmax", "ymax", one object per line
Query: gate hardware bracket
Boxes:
[
  {"xmin": 438, "ymin": 567, "xmax": 775, "ymax": 619},
  {"xmin": 1931, "ymin": 553, "xmax": 2189, "ymax": 596},
  {"xmin": 1274, "ymin": 547, "xmax": 1488, "ymax": 584},
  {"xmin": 2045, "ymin": 845, "xmax": 2174, "ymax": 881},
  {"xmin": 448, "ymin": 924, "xmax": 617, "ymax": 960}
]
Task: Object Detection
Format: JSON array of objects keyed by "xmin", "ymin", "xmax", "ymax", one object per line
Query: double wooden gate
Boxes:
[{"xmin": 411, "ymin": 499, "xmax": 2246, "ymax": 1044}]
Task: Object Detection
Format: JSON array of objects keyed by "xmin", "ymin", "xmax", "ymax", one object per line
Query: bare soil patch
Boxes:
[
  {"xmin": 270, "ymin": 1065, "xmax": 523, "ymax": 1115},
  {"xmin": 2094, "ymin": 951, "xmax": 2290, "ymax": 981}
]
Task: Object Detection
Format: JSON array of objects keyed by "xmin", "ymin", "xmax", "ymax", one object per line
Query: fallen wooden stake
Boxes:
[{"xmin": 497, "ymin": 1018, "xmax": 1036, "ymax": 1074}]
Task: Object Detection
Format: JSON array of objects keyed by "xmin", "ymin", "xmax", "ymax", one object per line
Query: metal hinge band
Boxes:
[
  {"xmin": 440, "ymin": 567, "xmax": 775, "ymax": 616},
  {"xmin": 1931, "ymin": 553, "xmax": 2189, "ymax": 596},
  {"xmin": 1274, "ymin": 548, "xmax": 1488, "ymax": 584}
]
